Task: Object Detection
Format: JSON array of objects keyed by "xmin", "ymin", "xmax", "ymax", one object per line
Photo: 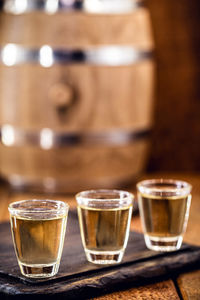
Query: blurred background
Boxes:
[
  {"xmin": 0, "ymin": 0, "xmax": 200, "ymax": 193},
  {"xmin": 147, "ymin": 0, "xmax": 200, "ymax": 172}
]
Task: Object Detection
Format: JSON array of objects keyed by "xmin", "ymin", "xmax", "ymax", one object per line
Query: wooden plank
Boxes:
[
  {"xmin": 178, "ymin": 270, "xmax": 200, "ymax": 300},
  {"xmin": 93, "ymin": 280, "xmax": 180, "ymax": 299}
]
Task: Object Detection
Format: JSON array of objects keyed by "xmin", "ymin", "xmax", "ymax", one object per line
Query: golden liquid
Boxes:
[
  {"xmin": 10, "ymin": 215, "xmax": 67, "ymax": 266},
  {"xmin": 138, "ymin": 194, "xmax": 191, "ymax": 237},
  {"xmin": 77, "ymin": 205, "xmax": 132, "ymax": 252}
]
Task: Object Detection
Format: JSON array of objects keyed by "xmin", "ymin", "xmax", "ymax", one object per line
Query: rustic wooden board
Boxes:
[
  {"xmin": 177, "ymin": 270, "xmax": 200, "ymax": 300},
  {"xmin": 94, "ymin": 280, "xmax": 180, "ymax": 300},
  {"xmin": 0, "ymin": 211, "xmax": 200, "ymax": 299}
]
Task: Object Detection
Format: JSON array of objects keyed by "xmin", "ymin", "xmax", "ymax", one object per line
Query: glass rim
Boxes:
[
  {"xmin": 8, "ymin": 199, "xmax": 69, "ymax": 215},
  {"xmin": 136, "ymin": 179, "xmax": 192, "ymax": 196},
  {"xmin": 76, "ymin": 189, "xmax": 134, "ymax": 206}
]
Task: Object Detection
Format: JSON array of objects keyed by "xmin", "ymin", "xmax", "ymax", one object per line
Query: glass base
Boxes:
[
  {"xmin": 85, "ymin": 249, "xmax": 124, "ymax": 264},
  {"xmin": 19, "ymin": 262, "xmax": 59, "ymax": 278},
  {"xmin": 144, "ymin": 234, "xmax": 183, "ymax": 252}
]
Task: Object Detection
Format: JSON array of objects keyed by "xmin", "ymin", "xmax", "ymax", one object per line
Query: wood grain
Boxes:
[
  {"xmin": 178, "ymin": 270, "xmax": 200, "ymax": 300},
  {"xmin": 0, "ymin": 9, "xmax": 154, "ymax": 48},
  {"xmin": 94, "ymin": 280, "xmax": 180, "ymax": 300}
]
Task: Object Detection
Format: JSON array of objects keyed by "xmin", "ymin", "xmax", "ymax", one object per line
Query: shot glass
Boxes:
[
  {"xmin": 76, "ymin": 189, "xmax": 133, "ymax": 264},
  {"xmin": 137, "ymin": 179, "xmax": 192, "ymax": 252},
  {"xmin": 8, "ymin": 199, "xmax": 69, "ymax": 278}
]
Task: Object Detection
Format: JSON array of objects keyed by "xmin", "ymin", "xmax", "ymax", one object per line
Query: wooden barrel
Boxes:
[{"xmin": 0, "ymin": 0, "xmax": 155, "ymax": 192}]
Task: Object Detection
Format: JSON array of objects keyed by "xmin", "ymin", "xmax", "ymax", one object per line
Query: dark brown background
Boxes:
[{"xmin": 147, "ymin": 0, "xmax": 200, "ymax": 172}]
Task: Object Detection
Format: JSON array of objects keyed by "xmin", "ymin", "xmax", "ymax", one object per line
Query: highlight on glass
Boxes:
[
  {"xmin": 137, "ymin": 179, "xmax": 192, "ymax": 252},
  {"xmin": 76, "ymin": 189, "xmax": 133, "ymax": 264},
  {"xmin": 8, "ymin": 199, "xmax": 69, "ymax": 278}
]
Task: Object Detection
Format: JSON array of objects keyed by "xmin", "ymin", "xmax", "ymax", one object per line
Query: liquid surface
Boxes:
[
  {"xmin": 138, "ymin": 194, "xmax": 191, "ymax": 237},
  {"xmin": 10, "ymin": 215, "xmax": 67, "ymax": 265},
  {"xmin": 77, "ymin": 205, "xmax": 132, "ymax": 252}
]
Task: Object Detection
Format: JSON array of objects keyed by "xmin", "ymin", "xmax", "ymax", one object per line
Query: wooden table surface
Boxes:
[{"xmin": 0, "ymin": 173, "xmax": 199, "ymax": 299}]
